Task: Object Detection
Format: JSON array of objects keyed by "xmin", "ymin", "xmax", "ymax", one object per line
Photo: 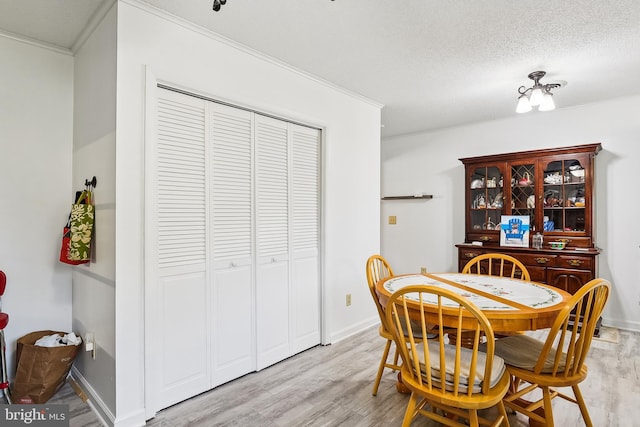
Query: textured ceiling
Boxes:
[{"xmin": 3, "ymin": 0, "xmax": 640, "ymax": 138}]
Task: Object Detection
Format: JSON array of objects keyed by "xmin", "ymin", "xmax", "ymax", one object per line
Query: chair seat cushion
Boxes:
[
  {"xmin": 493, "ymin": 334, "xmax": 566, "ymax": 373},
  {"xmin": 419, "ymin": 341, "xmax": 505, "ymax": 393},
  {"xmin": 395, "ymin": 317, "xmax": 434, "ymax": 339}
]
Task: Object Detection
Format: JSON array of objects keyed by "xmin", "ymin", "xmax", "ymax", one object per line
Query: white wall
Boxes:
[
  {"xmin": 0, "ymin": 36, "xmax": 74, "ymax": 378},
  {"xmin": 71, "ymin": 4, "xmax": 117, "ymax": 421},
  {"xmin": 381, "ymin": 94, "xmax": 640, "ymax": 332},
  {"xmin": 114, "ymin": 1, "xmax": 381, "ymax": 424}
]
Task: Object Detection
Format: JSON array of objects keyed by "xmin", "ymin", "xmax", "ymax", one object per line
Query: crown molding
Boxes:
[{"xmin": 0, "ymin": 28, "xmax": 72, "ymax": 55}]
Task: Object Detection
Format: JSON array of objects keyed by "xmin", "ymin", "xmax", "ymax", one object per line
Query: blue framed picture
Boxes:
[{"xmin": 500, "ymin": 215, "xmax": 530, "ymax": 247}]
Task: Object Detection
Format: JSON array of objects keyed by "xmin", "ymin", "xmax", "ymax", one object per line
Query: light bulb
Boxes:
[
  {"xmin": 539, "ymin": 92, "xmax": 555, "ymax": 111},
  {"xmin": 516, "ymin": 94, "xmax": 532, "ymax": 113},
  {"xmin": 529, "ymin": 86, "xmax": 543, "ymax": 106}
]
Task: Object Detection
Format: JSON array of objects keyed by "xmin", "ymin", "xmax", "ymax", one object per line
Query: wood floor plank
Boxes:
[{"xmin": 54, "ymin": 326, "xmax": 639, "ymax": 426}]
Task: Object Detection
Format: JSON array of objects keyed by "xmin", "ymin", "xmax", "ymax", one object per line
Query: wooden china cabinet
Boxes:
[{"xmin": 456, "ymin": 143, "xmax": 602, "ymax": 298}]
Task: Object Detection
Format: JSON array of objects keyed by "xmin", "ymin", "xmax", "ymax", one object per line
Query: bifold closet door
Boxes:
[
  {"xmin": 289, "ymin": 124, "xmax": 321, "ymax": 354},
  {"xmin": 255, "ymin": 116, "xmax": 321, "ymax": 369},
  {"xmin": 148, "ymin": 88, "xmax": 321, "ymax": 411},
  {"xmin": 255, "ymin": 115, "xmax": 290, "ymax": 370},
  {"xmin": 150, "ymin": 89, "xmax": 210, "ymax": 410},
  {"xmin": 209, "ymin": 103, "xmax": 256, "ymax": 387}
]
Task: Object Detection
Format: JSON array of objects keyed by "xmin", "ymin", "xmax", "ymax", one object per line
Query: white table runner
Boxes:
[{"xmin": 382, "ymin": 273, "xmax": 563, "ymax": 310}]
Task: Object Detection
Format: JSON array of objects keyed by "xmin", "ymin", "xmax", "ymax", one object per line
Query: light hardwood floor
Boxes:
[{"xmin": 56, "ymin": 325, "xmax": 639, "ymax": 426}]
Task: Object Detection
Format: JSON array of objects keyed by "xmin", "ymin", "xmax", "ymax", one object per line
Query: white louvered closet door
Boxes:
[
  {"xmin": 290, "ymin": 124, "xmax": 321, "ymax": 354},
  {"xmin": 209, "ymin": 103, "xmax": 256, "ymax": 387},
  {"xmin": 255, "ymin": 115, "xmax": 290, "ymax": 369},
  {"xmin": 255, "ymin": 117, "xmax": 321, "ymax": 369},
  {"xmin": 148, "ymin": 88, "xmax": 321, "ymax": 410},
  {"xmin": 152, "ymin": 89, "xmax": 210, "ymax": 409}
]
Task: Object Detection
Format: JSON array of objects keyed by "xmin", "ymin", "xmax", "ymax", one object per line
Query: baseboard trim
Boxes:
[
  {"xmin": 69, "ymin": 367, "xmax": 114, "ymax": 427},
  {"xmin": 601, "ymin": 317, "xmax": 640, "ymax": 333},
  {"xmin": 113, "ymin": 409, "xmax": 147, "ymax": 427},
  {"xmin": 329, "ymin": 316, "xmax": 378, "ymax": 344}
]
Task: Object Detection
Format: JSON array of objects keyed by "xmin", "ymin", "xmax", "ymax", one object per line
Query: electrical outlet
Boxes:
[
  {"xmin": 346, "ymin": 293, "xmax": 352, "ymax": 306},
  {"xmin": 85, "ymin": 333, "xmax": 94, "ymax": 352},
  {"xmin": 85, "ymin": 333, "xmax": 96, "ymax": 360},
  {"xmin": 388, "ymin": 215, "xmax": 397, "ymax": 225}
]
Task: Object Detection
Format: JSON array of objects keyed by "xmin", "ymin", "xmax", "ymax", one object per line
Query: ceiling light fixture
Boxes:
[
  {"xmin": 212, "ymin": 0, "xmax": 227, "ymax": 12},
  {"xmin": 516, "ymin": 71, "xmax": 565, "ymax": 114}
]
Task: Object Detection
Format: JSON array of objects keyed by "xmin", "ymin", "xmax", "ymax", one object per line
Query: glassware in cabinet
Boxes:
[{"xmin": 469, "ymin": 165, "xmax": 504, "ymax": 232}]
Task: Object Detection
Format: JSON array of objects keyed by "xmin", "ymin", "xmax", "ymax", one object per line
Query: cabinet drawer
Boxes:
[
  {"xmin": 467, "ymin": 232, "xmax": 500, "ymax": 244},
  {"xmin": 556, "ymin": 255, "xmax": 594, "ymax": 270},
  {"xmin": 515, "ymin": 253, "xmax": 558, "ymax": 267},
  {"xmin": 459, "ymin": 248, "xmax": 485, "ymax": 261}
]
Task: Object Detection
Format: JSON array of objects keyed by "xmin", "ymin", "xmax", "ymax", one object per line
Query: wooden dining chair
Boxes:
[
  {"xmin": 495, "ymin": 278, "xmax": 610, "ymax": 427},
  {"xmin": 385, "ymin": 284, "xmax": 510, "ymax": 427},
  {"xmin": 462, "ymin": 253, "xmax": 530, "ymax": 281},
  {"xmin": 366, "ymin": 254, "xmax": 402, "ymax": 395}
]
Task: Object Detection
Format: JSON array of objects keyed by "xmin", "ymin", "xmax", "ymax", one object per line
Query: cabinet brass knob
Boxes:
[
  {"xmin": 535, "ymin": 257, "xmax": 550, "ymax": 264},
  {"xmin": 480, "ymin": 236, "xmax": 490, "ymax": 241},
  {"xmin": 568, "ymin": 259, "xmax": 583, "ymax": 267},
  {"xmin": 464, "ymin": 252, "xmax": 477, "ymax": 259}
]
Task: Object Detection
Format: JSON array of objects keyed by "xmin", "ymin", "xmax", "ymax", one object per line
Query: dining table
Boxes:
[
  {"xmin": 377, "ymin": 272, "xmax": 571, "ymax": 339},
  {"xmin": 376, "ymin": 272, "xmax": 572, "ymax": 427}
]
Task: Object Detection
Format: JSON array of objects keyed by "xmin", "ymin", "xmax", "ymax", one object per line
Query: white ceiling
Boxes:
[{"xmin": 2, "ymin": 0, "xmax": 640, "ymax": 138}]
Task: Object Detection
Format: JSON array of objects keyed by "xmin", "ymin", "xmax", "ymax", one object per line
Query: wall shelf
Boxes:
[{"xmin": 381, "ymin": 195, "xmax": 433, "ymax": 200}]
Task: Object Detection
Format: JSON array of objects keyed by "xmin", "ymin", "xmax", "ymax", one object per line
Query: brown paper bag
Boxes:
[{"xmin": 12, "ymin": 330, "xmax": 81, "ymax": 404}]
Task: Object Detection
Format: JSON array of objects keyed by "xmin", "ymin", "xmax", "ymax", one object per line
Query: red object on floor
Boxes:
[{"xmin": 0, "ymin": 270, "xmax": 12, "ymax": 404}]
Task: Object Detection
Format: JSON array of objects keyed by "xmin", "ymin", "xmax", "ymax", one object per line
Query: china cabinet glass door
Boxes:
[
  {"xmin": 510, "ymin": 162, "xmax": 536, "ymax": 230},
  {"xmin": 541, "ymin": 158, "xmax": 587, "ymax": 234},
  {"xmin": 469, "ymin": 165, "xmax": 504, "ymax": 232}
]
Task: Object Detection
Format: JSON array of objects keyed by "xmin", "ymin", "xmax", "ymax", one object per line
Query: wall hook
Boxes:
[{"xmin": 85, "ymin": 176, "xmax": 97, "ymax": 188}]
